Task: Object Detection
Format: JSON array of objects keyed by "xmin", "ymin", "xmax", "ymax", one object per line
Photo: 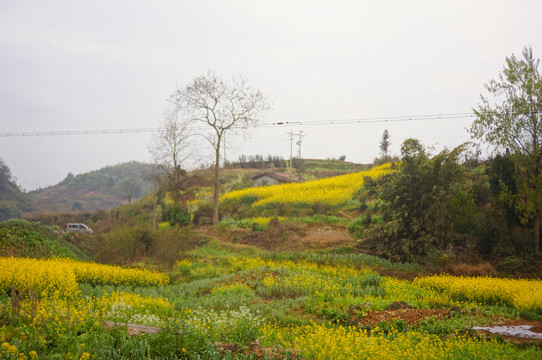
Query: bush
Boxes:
[
  {"xmin": 153, "ymin": 227, "xmax": 201, "ymax": 267},
  {"xmin": 96, "ymin": 226, "xmax": 150, "ymax": 265},
  {"xmin": 192, "ymin": 203, "xmax": 213, "ymax": 225},
  {"xmin": 164, "ymin": 204, "xmax": 191, "ymax": 227}
]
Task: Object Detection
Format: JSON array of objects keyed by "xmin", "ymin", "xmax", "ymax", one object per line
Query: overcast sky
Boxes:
[{"xmin": 1, "ymin": 0, "xmax": 541, "ymax": 191}]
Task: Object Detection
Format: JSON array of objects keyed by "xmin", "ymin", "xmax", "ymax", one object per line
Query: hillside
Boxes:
[
  {"xmin": 0, "ymin": 158, "xmax": 32, "ymax": 221},
  {"xmin": 0, "ymin": 219, "xmax": 80, "ymax": 259},
  {"xmin": 28, "ymin": 161, "xmax": 155, "ymax": 213}
]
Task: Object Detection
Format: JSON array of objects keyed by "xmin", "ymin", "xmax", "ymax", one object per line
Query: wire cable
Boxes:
[{"xmin": 1, "ymin": 110, "xmax": 538, "ymax": 137}]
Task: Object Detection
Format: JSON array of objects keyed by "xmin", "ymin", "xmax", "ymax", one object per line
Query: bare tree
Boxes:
[
  {"xmin": 148, "ymin": 107, "xmax": 194, "ymax": 206},
  {"xmin": 118, "ymin": 179, "xmax": 140, "ymax": 204},
  {"xmin": 170, "ymin": 71, "xmax": 269, "ymax": 224}
]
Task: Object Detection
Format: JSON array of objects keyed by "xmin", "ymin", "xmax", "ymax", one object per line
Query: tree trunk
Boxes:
[
  {"xmin": 152, "ymin": 184, "xmax": 157, "ymax": 231},
  {"xmin": 535, "ymin": 212, "xmax": 540, "ymax": 256},
  {"xmin": 212, "ymin": 144, "xmax": 221, "ymax": 224}
]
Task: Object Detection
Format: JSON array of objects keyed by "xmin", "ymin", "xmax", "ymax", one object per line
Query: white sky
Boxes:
[{"xmin": 1, "ymin": 0, "xmax": 541, "ymax": 190}]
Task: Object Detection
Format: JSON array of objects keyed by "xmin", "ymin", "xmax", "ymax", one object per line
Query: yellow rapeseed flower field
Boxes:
[
  {"xmin": 232, "ymin": 257, "xmax": 378, "ymax": 298},
  {"xmin": 414, "ymin": 275, "xmax": 542, "ymax": 312},
  {"xmin": 0, "ymin": 257, "xmax": 169, "ymax": 297},
  {"xmin": 220, "ymin": 163, "xmax": 393, "ymax": 208},
  {"xmin": 262, "ymin": 321, "xmax": 540, "ymax": 360}
]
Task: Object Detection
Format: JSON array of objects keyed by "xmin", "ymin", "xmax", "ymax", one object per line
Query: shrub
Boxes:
[
  {"xmin": 96, "ymin": 226, "xmax": 148, "ymax": 265},
  {"xmin": 163, "ymin": 204, "xmax": 191, "ymax": 227},
  {"xmin": 153, "ymin": 227, "xmax": 200, "ymax": 268}
]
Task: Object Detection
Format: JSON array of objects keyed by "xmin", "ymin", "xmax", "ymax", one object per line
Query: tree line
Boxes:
[
  {"xmin": 224, "ymin": 154, "xmax": 306, "ymax": 169},
  {"xmin": 357, "ymin": 47, "xmax": 542, "ymax": 264}
]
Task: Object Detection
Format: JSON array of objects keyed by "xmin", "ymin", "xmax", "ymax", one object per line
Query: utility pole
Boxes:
[
  {"xmin": 296, "ymin": 131, "xmax": 305, "ymax": 159},
  {"xmin": 286, "ymin": 131, "xmax": 295, "ymax": 162}
]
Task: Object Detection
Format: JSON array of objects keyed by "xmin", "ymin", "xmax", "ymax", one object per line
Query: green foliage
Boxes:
[
  {"xmin": 0, "ymin": 158, "xmax": 31, "ymax": 221},
  {"xmin": 259, "ymin": 250, "xmax": 423, "ymax": 273},
  {"xmin": 347, "ymin": 217, "xmax": 367, "ymax": 239},
  {"xmin": 153, "ymin": 227, "xmax": 202, "ymax": 267},
  {"xmin": 96, "ymin": 225, "xmax": 201, "ymax": 267},
  {"xmin": 164, "ymin": 204, "xmax": 191, "ymax": 227},
  {"xmin": 471, "ymin": 46, "xmax": 542, "ymax": 254},
  {"xmin": 365, "ymin": 140, "xmax": 478, "ymax": 263},
  {"xmin": 286, "ymin": 214, "xmax": 349, "ymax": 225},
  {"xmin": 0, "ymin": 219, "xmax": 76, "ymax": 258},
  {"xmin": 96, "ymin": 225, "xmax": 150, "ymax": 265}
]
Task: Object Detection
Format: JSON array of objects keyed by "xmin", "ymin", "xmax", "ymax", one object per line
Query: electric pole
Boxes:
[
  {"xmin": 296, "ymin": 131, "xmax": 305, "ymax": 159},
  {"xmin": 286, "ymin": 131, "xmax": 295, "ymax": 162}
]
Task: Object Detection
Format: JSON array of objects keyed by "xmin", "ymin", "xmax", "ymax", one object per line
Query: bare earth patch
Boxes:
[
  {"xmin": 356, "ymin": 308, "xmax": 451, "ymax": 327},
  {"xmin": 238, "ymin": 224, "xmax": 353, "ymax": 251}
]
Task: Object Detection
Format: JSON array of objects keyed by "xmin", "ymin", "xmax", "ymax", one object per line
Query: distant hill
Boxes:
[
  {"xmin": 29, "ymin": 161, "xmax": 155, "ymax": 213},
  {"xmin": 0, "ymin": 158, "xmax": 32, "ymax": 221}
]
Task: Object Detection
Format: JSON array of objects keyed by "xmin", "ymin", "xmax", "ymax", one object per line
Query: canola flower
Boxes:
[
  {"xmin": 97, "ymin": 291, "xmax": 172, "ymax": 318},
  {"xmin": 72, "ymin": 260, "xmax": 169, "ymax": 287},
  {"xmin": 381, "ymin": 277, "xmax": 478, "ymax": 309},
  {"xmin": 23, "ymin": 296, "xmax": 93, "ymax": 331},
  {"xmin": 0, "ymin": 257, "xmax": 79, "ymax": 297},
  {"xmin": 1, "ymin": 342, "xmax": 39, "ymax": 360},
  {"xmin": 414, "ymin": 275, "xmax": 542, "ymax": 312},
  {"xmin": 6, "ymin": 290, "xmax": 172, "ymax": 341},
  {"xmin": 220, "ymin": 163, "xmax": 393, "ymax": 209},
  {"xmin": 261, "ymin": 321, "xmax": 541, "ymax": 360},
  {"xmin": 0, "ymin": 257, "xmax": 169, "ymax": 298},
  {"xmin": 232, "ymin": 257, "xmax": 379, "ymax": 298},
  {"xmin": 97, "ymin": 291, "xmax": 173, "ymax": 326}
]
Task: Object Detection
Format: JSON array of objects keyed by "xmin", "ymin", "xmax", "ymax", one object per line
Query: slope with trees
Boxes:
[
  {"xmin": 29, "ymin": 161, "xmax": 155, "ymax": 213},
  {"xmin": 0, "ymin": 158, "xmax": 31, "ymax": 221}
]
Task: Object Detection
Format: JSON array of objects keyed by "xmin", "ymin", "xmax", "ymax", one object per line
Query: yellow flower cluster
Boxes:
[
  {"xmin": 0, "ymin": 257, "xmax": 169, "ymax": 298},
  {"xmin": 381, "ymin": 277, "xmax": 478, "ymax": 309},
  {"xmin": 72, "ymin": 261, "xmax": 169, "ymax": 287},
  {"xmin": 96, "ymin": 291, "xmax": 172, "ymax": 315},
  {"xmin": 1, "ymin": 342, "xmax": 38, "ymax": 360},
  {"xmin": 187, "ymin": 188, "xmax": 213, "ymax": 212},
  {"xmin": 249, "ymin": 217, "xmax": 285, "ymax": 226},
  {"xmin": 0, "ymin": 257, "xmax": 79, "ymax": 297},
  {"xmin": 211, "ymin": 283, "xmax": 252, "ymax": 295},
  {"xmin": 414, "ymin": 275, "xmax": 542, "ymax": 312},
  {"xmin": 261, "ymin": 322, "xmax": 541, "ymax": 360},
  {"xmin": 25, "ymin": 297, "xmax": 90, "ymax": 330},
  {"xmin": 232, "ymin": 257, "xmax": 377, "ymax": 297},
  {"xmin": 220, "ymin": 163, "xmax": 392, "ymax": 208},
  {"xmin": 232, "ymin": 256, "xmax": 373, "ymax": 276},
  {"xmin": 9, "ymin": 290, "xmax": 171, "ymax": 335}
]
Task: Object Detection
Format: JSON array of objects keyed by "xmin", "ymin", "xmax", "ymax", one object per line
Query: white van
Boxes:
[{"xmin": 66, "ymin": 223, "xmax": 93, "ymax": 234}]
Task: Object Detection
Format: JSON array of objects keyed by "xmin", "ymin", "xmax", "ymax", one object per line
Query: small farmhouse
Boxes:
[{"xmin": 252, "ymin": 173, "xmax": 292, "ymax": 187}]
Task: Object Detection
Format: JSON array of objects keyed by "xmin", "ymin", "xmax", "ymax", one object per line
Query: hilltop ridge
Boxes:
[{"xmin": 28, "ymin": 161, "xmax": 155, "ymax": 213}]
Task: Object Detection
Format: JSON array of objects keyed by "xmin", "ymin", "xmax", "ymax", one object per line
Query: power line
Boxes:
[
  {"xmin": 0, "ymin": 128, "xmax": 163, "ymax": 137},
  {"xmin": 1, "ymin": 110, "xmax": 538, "ymax": 138}
]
